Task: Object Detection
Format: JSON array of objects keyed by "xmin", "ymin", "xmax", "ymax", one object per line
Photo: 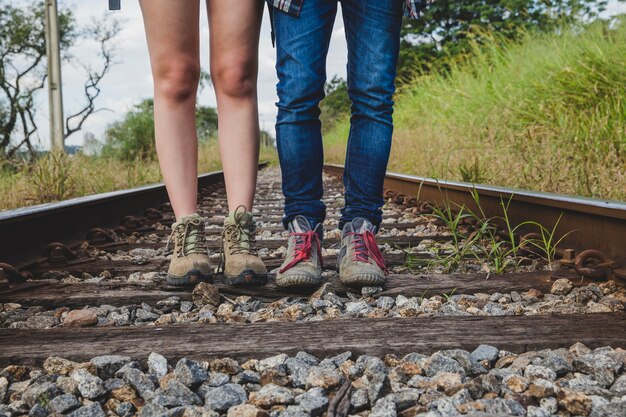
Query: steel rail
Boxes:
[
  {"xmin": 324, "ymin": 164, "xmax": 626, "ymax": 265},
  {"xmin": 0, "ymin": 163, "xmax": 267, "ymax": 266}
]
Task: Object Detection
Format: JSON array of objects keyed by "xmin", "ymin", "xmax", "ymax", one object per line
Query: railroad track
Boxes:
[{"xmin": 0, "ymin": 164, "xmax": 625, "ymax": 417}]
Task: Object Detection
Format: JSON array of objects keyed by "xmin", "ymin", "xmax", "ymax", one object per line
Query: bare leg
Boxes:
[
  {"xmin": 139, "ymin": 0, "xmax": 201, "ymax": 219},
  {"xmin": 207, "ymin": 0, "xmax": 264, "ymax": 212}
]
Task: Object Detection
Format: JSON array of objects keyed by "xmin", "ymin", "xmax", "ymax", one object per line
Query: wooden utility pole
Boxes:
[{"xmin": 45, "ymin": 0, "xmax": 65, "ymax": 152}]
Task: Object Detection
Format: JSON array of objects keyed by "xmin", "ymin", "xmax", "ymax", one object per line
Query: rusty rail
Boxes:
[
  {"xmin": 324, "ymin": 164, "xmax": 626, "ymax": 266},
  {"xmin": 0, "ymin": 164, "xmax": 266, "ymax": 266}
]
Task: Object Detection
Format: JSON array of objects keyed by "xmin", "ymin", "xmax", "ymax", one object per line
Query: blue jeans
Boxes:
[{"xmin": 273, "ymin": 0, "xmax": 403, "ymax": 231}]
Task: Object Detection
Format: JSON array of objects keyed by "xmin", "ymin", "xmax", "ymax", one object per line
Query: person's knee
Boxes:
[
  {"xmin": 277, "ymin": 74, "xmax": 325, "ymax": 123},
  {"xmin": 348, "ymin": 80, "xmax": 395, "ymax": 122},
  {"xmin": 212, "ymin": 58, "xmax": 256, "ymax": 100},
  {"xmin": 154, "ymin": 58, "xmax": 201, "ymax": 103}
]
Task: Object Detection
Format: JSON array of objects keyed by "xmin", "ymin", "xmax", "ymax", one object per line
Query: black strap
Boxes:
[{"xmin": 109, "ymin": 0, "xmax": 121, "ymax": 10}]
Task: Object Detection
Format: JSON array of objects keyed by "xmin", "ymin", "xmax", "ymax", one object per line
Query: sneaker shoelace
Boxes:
[
  {"xmin": 348, "ymin": 230, "xmax": 390, "ymax": 276},
  {"xmin": 279, "ymin": 230, "xmax": 323, "ymax": 273},
  {"xmin": 166, "ymin": 218, "xmax": 207, "ymax": 257}
]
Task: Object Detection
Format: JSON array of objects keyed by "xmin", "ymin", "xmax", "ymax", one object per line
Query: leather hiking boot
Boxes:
[
  {"xmin": 221, "ymin": 206, "xmax": 267, "ymax": 286},
  {"xmin": 338, "ymin": 217, "xmax": 389, "ymax": 287},
  {"xmin": 166, "ymin": 213, "xmax": 213, "ymax": 286},
  {"xmin": 276, "ymin": 216, "xmax": 324, "ymax": 288}
]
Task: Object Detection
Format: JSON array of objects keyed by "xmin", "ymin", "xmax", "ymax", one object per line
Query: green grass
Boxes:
[
  {"xmin": 324, "ymin": 20, "xmax": 626, "ymax": 201},
  {"xmin": 0, "ymin": 142, "xmax": 277, "ymax": 211}
]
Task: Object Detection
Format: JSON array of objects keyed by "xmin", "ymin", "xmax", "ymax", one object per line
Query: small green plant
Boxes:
[
  {"xmin": 442, "ymin": 288, "xmax": 457, "ymax": 301},
  {"xmin": 520, "ymin": 214, "xmax": 575, "ymax": 270},
  {"xmin": 458, "ymin": 156, "xmax": 488, "ymax": 184}
]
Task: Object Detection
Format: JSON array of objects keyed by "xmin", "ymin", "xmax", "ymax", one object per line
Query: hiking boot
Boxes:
[
  {"xmin": 338, "ymin": 217, "xmax": 389, "ymax": 287},
  {"xmin": 276, "ymin": 216, "xmax": 324, "ymax": 288},
  {"xmin": 220, "ymin": 206, "xmax": 268, "ymax": 286},
  {"xmin": 166, "ymin": 213, "xmax": 213, "ymax": 286}
]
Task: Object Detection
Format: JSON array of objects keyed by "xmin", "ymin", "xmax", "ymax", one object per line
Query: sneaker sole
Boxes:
[
  {"xmin": 340, "ymin": 273, "xmax": 386, "ymax": 287},
  {"xmin": 275, "ymin": 274, "xmax": 323, "ymax": 288},
  {"xmin": 166, "ymin": 269, "xmax": 213, "ymax": 287},
  {"xmin": 223, "ymin": 269, "xmax": 268, "ymax": 286}
]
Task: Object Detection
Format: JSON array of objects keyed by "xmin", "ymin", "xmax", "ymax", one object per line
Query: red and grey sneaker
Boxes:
[
  {"xmin": 338, "ymin": 217, "xmax": 389, "ymax": 287},
  {"xmin": 275, "ymin": 216, "xmax": 324, "ymax": 288}
]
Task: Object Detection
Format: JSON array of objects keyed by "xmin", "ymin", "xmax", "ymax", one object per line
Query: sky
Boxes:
[{"xmin": 24, "ymin": 1, "xmax": 626, "ymax": 149}]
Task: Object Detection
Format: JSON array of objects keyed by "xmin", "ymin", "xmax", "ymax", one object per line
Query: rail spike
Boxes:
[
  {"xmin": 0, "ymin": 263, "xmax": 32, "ymax": 283},
  {"xmin": 45, "ymin": 242, "xmax": 79, "ymax": 265},
  {"xmin": 574, "ymin": 249, "xmax": 619, "ymax": 281}
]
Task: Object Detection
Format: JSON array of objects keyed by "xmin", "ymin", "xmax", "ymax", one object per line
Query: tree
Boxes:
[
  {"xmin": 102, "ymin": 99, "xmax": 220, "ymax": 160},
  {"xmin": 397, "ymin": 0, "xmax": 619, "ymax": 83},
  {"xmin": 0, "ymin": 0, "xmax": 120, "ymax": 159}
]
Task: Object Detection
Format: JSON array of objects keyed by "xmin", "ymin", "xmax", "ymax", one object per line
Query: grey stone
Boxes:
[
  {"xmin": 164, "ymin": 380, "xmax": 202, "ymax": 406},
  {"xmin": 90, "ymin": 354, "xmax": 131, "ymax": 379},
  {"xmin": 26, "ymin": 315, "xmax": 59, "ymax": 329},
  {"xmin": 524, "ymin": 365, "xmax": 557, "ymax": 381},
  {"xmin": 151, "ymin": 394, "xmax": 184, "ymax": 407},
  {"xmin": 388, "ymin": 388, "xmax": 421, "ymax": 411},
  {"xmin": 105, "ymin": 377, "xmax": 125, "ymax": 391},
  {"xmin": 21, "ymin": 382, "xmax": 62, "ymax": 407},
  {"xmin": 180, "ymin": 301, "xmax": 194, "ymax": 313},
  {"xmin": 368, "ymin": 373, "xmax": 391, "ymax": 404},
  {"xmin": 204, "ymin": 383, "xmax": 247, "ymax": 411},
  {"xmin": 526, "ymin": 405, "xmax": 551, "ymax": 417},
  {"xmin": 123, "ymin": 368, "xmax": 156, "ymax": 397},
  {"xmin": 67, "ymin": 402, "xmax": 106, "ymax": 417},
  {"xmin": 136, "ymin": 308, "xmax": 160, "ymax": 322},
  {"xmin": 258, "ymin": 354, "xmax": 288, "ymax": 373},
  {"xmin": 138, "ymin": 402, "xmax": 168, "ymax": 417},
  {"xmin": 470, "ymin": 345, "xmax": 499, "ymax": 364},
  {"xmin": 233, "ymin": 370, "xmax": 261, "ymax": 385},
  {"xmin": 350, "ymin": 388, "xmax": 369, "ymax": 412},
  {"xmin": 357, "ymin": 355, "xmax": 388, "ymax": 375},
  {"xmin": 370, "ymin": 397, "xmax": 397, "ymax": 417},
  {"xmin": 116, "ymin": 402, "xmax": 135, "ymax": 417},
  {"xmin": 71, "ymin": 369, "xmax": 107, "ymax": 399},
  {"xmin": 295, "ymin": 387, "xmax": 328, "ymax": 416},
  {"xmin": 47, "ymin": 394, "xmax": 80, "ymax": 414},
  {"xmin": 28, "ymin": 404, "xmax": 46, "ymax": 417},
  {"xmin": 295, "ymin": 352, "xmax": 319, "ymax": 366},
  {"xmin": 376, "ymin": 297, "xmax": 395, "ymax": 309},
  {"xmin": 345, "ymin": 301, "xmax": 373, "ymax": 315},
  {"xmin": 611, "ymin": 374, "xmax": 626, "ymax": 395},
  {"xmin": 483, "ymin": 398, "xmax": 525, "ymax": 415},
  {"xmin": 362, "ymin": 286, "xmax": 383, "ymax": 296},
  {"xmin": 279, "ymin": 405, "xmax": 309, "ymax": 417},
  {"xmin": 148, "ymin": 352, "xmax": 170, "ymax": 380},
  {"xmin": 285, "ymin": 358, "xmax": 312, "ymax": 388},
  {"xmin": 252, "ymin": 384, "xmax": 294, "ymax": 407},
  {"xmin": 115, "ymin": 361, "xmax": 141, "ymax": 378},
  {"xmin": 206, "ymin": 372, "xmax": 230, "ymax": 387},
  {"xmin": 175, "ymin": 358, "xmax": 208, "ymax": 388},
  {"xmin": 0, "ymin": 377, "xmax": 7, "ymax": 403},
  {"xmin": 424, "ymin": 353, "xmax": 465, "ymax": 377},
  {"xmin": 590, "ymin": 399, "xmax": 626, "ymax": 417}
]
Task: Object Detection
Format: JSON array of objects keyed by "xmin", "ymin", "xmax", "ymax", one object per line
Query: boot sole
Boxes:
[
  {"xmin": 275, "ymin": 274, "xmax": 323, "ymax": 288},
  {"xmin": 340, "ymin": 273, "xmax": 386, "ymax": 287},
  {"xmin": 223, "ymin": 269, "xmax": 268, "ymax": 286},
  {"xmin": 166, "ymin": 269, "xmax": 213, "ymax": 287}
]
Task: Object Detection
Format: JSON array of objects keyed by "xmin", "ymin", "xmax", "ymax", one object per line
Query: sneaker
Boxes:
[
  {"xmin": 338, "ymin": 217, "xmax": 389, "ymax": 287},
  {"xmin": 220, "ymin": 206, "xmax": 268, "ymax": 286},
  {"xmin": 276, "ymin": 216, "xmax": 324, "ymax": 288},
  {"xmin": 166, "ymin": 213, "xmax": 213, "ymax": 286}
]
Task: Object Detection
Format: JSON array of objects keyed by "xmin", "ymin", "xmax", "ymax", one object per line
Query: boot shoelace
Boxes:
[
  {"xmin": 348, "ymin": 230, "xmax": 390, "ymax": 275},
  {"xmin": 166, "ymin": 218, "xmax": 207, "ymax": 257},
  {"xmin": 219, "ymin": 205, "xmax": 257, "ymax": 272},
  {"xmin": 279, "ymin": 230, "xmax": 323, "ymax": 273}
]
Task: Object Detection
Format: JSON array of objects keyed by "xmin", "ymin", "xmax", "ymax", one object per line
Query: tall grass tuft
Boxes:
[
  {"xmin": 0, "ymin": 141, "xmax": 277, "ymax": 211},
  {"xmin": 324, "ymin": 20, "xmax": 626, "ymax": 201}
]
